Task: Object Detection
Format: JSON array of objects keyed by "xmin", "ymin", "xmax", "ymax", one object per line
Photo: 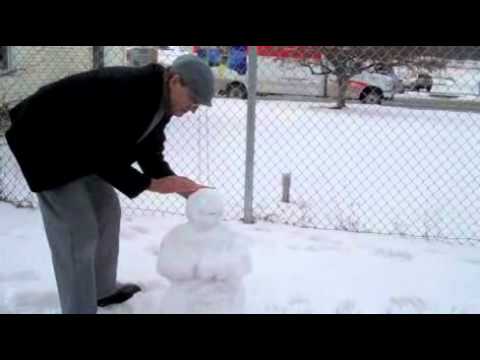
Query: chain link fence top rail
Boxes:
[{"xmin": 2, "ymin": 46, "xmax": 480, "ymax": 245}]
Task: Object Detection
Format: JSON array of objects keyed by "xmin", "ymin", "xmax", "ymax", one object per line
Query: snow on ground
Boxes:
[
  {"xmin": 2, "ymin": 201, "xmax": 480, "ymax": 314},
  {"xmin": 2, "ymin": 92, "xmax": 480, "ymax": 314},
  {"xmin": 396, "ymin": 92, "xmax": 480, "ymax": 102}
]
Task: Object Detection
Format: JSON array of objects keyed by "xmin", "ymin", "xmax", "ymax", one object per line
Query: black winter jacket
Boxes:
[{"xmin": 6, "ymin": 64, "xmax": 176, "ymax": 198}]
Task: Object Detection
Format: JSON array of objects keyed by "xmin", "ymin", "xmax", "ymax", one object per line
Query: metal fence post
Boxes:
[
  {"xmin": 93, "ymin": 46, "xmax": 105, "ymax": 69},
  {"xmin": 243, "ymin": 46, "xmax": 258, "ymax": 224}
]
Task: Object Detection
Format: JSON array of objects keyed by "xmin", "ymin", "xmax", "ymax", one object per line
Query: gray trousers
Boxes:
[{"xmin": 37, "ymin": 175, "xmax": 121, "ymax": 314}]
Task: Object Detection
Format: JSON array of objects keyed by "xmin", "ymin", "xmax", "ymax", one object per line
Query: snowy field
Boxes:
[
  {"xmin": 2, "ymin": 98, "xmax": 480, "ymax": 241},
  {"xmin": 2, "ymin": 201, "xmax": 480, "ymax": 314},
  {"xmin": 159, "ymin": 99, "xmax": 480, "ymax": 241},
  {"xmin": 2, "ymin": 96, "xmax": 480, "ymax": 313}
]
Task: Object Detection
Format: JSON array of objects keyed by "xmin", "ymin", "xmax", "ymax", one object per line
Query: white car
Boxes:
[{"xmin": 210, "ymin": 55, "xmax": 394, "ymax": 104}]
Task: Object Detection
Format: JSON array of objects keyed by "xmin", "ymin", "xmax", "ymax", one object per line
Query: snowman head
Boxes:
[{"xmin": 186, "ymin": 189, "xmax": 224, "ymax": 231}]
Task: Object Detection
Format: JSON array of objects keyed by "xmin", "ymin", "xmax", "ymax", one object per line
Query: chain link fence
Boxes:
[{"xmin": 2, "ymin": 46, "xmax": 480, "ymax": 245}]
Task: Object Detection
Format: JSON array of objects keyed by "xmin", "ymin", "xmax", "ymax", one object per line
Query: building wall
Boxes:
[
  {"xmin": 0, "ymin": 46, "xmax": 127, "ymax": 107},
  {"xmin": 0, "ymin": 46, "xmax": 93, "ymax": 107}
]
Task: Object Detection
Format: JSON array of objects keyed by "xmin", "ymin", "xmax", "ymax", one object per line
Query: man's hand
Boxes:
[
  {"xmin": 177, "ymin": 185, "xmax": 216, "ymax": 199},
  {"xmin": 148, "ymin": 176, "xmax": 207, "ymax": 195}
]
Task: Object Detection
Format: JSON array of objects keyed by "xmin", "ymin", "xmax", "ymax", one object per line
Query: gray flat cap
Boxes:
[{"xmin": 171, "ymin": 54, "xmax": 215, "ymax": 107}]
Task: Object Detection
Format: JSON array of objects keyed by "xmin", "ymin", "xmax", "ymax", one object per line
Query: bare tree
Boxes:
[{"xmin": 273, "ymin": 46, "xmax": 449, "ymax": 109}]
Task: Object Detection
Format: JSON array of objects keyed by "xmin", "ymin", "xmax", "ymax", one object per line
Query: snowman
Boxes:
[{"xmin": 156, "ymin": 189, "xmax": 252, "ymax": 314}]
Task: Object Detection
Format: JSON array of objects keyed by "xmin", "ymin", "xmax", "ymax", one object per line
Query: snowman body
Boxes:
[{"xmin": 156, "ymin": 190, "xmax": 251, "ymax": 314}]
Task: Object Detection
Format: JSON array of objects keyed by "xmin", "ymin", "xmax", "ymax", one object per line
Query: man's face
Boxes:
[{"xmin": 168, "ymin": 74, "xmax": 200, "ymax": 117}]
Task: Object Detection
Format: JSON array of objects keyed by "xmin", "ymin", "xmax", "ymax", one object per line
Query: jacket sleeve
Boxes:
[
  {"xmin": 137, "ymin": 123, "xmax": 177, "ymax": 179},
  {"xmin": 96, "ymin": 164, "xmax": 152, "ymax": 199}
]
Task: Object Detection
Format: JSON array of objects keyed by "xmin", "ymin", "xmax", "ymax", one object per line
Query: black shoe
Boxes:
[{"xmin": 97, "ymin": 284, "xmax": 142, "ymax": 308}]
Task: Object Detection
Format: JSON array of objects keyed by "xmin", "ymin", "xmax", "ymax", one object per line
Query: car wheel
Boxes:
[
  {"xmin": 226, "ymin": 83, "xmax": 248, "ymax": 99},
  {"xmin": 360, "ymin": 88, "xmax": 383, "ymax": 105}
]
